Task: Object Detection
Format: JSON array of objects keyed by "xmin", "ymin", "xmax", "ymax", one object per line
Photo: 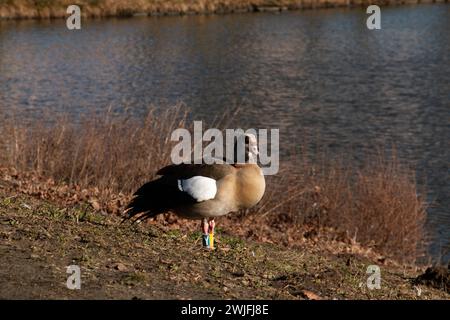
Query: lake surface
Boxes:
[{"xmin": 0, "ymin": 4, "xmax": 449, "ymax": 261}]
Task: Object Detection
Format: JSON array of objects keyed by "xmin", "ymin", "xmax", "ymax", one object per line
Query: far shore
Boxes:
[{"xmin": 0, "ymin": 0, "xmax": 448, "ymax": 20}]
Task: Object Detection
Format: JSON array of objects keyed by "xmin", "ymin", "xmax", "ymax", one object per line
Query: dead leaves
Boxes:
[
  {"xmin": 298, "ymin": 289, "xmax": 322, "ymax": 300},
  {"xmin": 0, "ymin": 167, "xmax": 130, "ymax": 216}
]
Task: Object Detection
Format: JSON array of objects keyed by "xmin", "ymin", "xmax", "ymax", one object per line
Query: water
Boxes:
[{"xmin": 0, "ymin": 4, "xmax": 449, "ymax": 261}]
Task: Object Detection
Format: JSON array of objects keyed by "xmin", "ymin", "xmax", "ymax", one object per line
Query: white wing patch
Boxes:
[{"xmin": 177, "ymin": 176, "xmax": 217, "ymax": 202}]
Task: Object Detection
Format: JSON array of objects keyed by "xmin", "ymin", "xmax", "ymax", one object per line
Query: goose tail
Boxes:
[
  {"xmin": 122, "ymin": 178, "xmax": 169, "ymax": 223},
  {"xmin": 122, "ymin": 176, "xmax": 195, "ymax": 224}
]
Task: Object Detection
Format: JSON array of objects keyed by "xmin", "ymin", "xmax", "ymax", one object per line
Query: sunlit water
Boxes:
[{"xmin": 0, "ymin": 4, "xmax": 449, "ymax": 262}]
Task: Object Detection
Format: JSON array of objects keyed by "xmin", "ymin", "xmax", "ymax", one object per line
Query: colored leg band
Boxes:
[
  {"xmin": 209, "ymin": 232, "xmax": 214, "ymax": 249},
  {"xmin": 202, "ymin": 234, "xmax": 209, "ymax": 247}
]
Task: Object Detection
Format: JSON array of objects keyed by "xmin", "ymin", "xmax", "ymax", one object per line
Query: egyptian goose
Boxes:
[{"xmin": 124, "ymin": 133, "xmax": 265, "ymax": 249}]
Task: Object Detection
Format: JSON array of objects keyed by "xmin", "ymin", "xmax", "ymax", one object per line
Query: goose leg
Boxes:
[
  {"xmin": 208, "ymin": 219, "xmax": 215, "ymax": 250},
  {"xmin": 201, "ymin": 218, "xmax": 209, "ymax": 248}
]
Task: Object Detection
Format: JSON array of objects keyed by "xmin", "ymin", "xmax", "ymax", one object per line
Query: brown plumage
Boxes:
[
  {"xmin": 124, "ymin": 133, "xmax": 265, "ymax": 249},
  {"xmin": 125, "ymin": 162, "xmax": 265, "ymax": 222}
]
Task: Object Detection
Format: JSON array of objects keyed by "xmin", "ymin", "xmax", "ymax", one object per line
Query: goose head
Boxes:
[
  {"xmin": 233, "ymin": 133, "xmax": 259, "ymax": 164},
  {"xmin": 245, "ymin": 133, "xmax": 259, "ymax": 164}
]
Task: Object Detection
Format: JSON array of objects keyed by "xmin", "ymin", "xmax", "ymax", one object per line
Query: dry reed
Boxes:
[
  {"xmin": 0, "ymin": 105, "xmax": 428, "ymax": 263},
  {"xmin": 0, "ymin": 0, "xmax": 426, "ymax": 20}
]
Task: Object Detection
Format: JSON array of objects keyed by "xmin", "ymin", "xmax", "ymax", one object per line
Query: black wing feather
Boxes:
[{"xmin": 124, "ymin": 176, "xmax": 196, "ymax": 222}]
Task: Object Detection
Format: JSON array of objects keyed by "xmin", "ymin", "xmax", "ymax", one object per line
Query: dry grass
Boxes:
[
  {"xmin": 0, "ymin": 105, "xmax": 191, "ymax": 194},
  {"xmin": 250, "ymin": 150, "xmax": 428, "ymax": 264},
  {"xmin": 0, "ymin": 105, "xmax": 427, "ymax": 264},
  {"xmin": 0, "ymin": 0, "xmax": 417, "ymax": 19}
]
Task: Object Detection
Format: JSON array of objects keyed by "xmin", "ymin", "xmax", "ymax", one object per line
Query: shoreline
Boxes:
[
  {"xmin": 0, "ymin": 105, "xmax": 432, "ymax": 264},
  {"xmin": 0, "ymin": 0, "xmax": 448, "ymax": 20},
  {"xmin": 0, "ymin": 174, "xmax": 449, "ymax": 298}
]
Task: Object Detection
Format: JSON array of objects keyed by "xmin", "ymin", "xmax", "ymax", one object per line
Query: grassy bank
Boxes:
[
  {"xmin": 0, "ymin": 0, "xmax": 448, "ymax": 19},
  {"xmin": 0, "ymin": 105, "xmax": 428, "ymax": 264},
  {"xmin": 0, "ymin": 187, "xmax": 448, "ymax": 299}
]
